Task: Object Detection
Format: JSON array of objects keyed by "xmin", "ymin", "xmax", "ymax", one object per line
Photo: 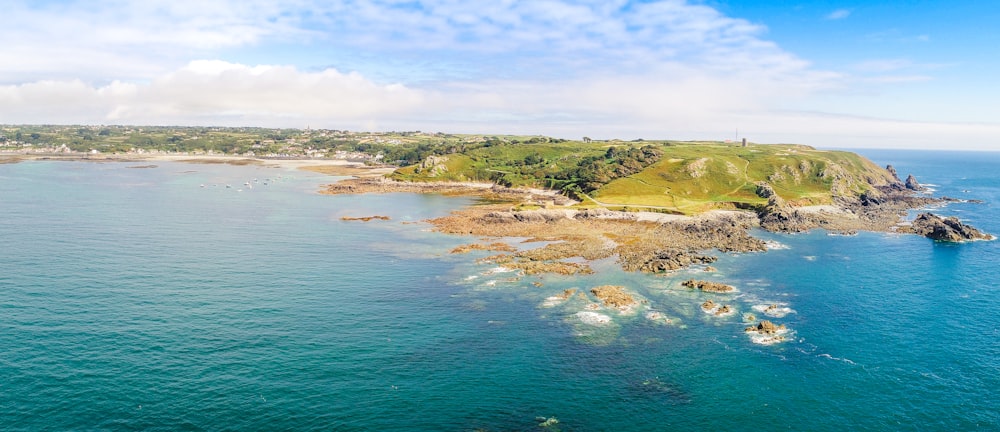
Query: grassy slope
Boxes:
[
  {"xmin": 391, "ymin": 140, "xmax": 896, "ymax": 214},
  {"xmin": 595, "ymin": 143, "xmax": 895, "ymax": 213}
]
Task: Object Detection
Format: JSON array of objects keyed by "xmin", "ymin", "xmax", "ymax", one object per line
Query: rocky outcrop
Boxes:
[
  {"xmin": 450, "ymin": 242, "xmax": 517, "ymax": 254},
  {"xmin": 886, "ymin": 165, "xmax": 902, "ymax": 183},
  {"xmin": 340, "ymin": 215, "xmax": 390, "ymax": 222},
  {"xmin": 904, "ymin": 174, "xmax": 926, "ymax": 191},
  {"xmin": 744, "ymin": 320, "xmax": 785, "ymax": 335},
  {"xmin": 682, "ymin": 279, "xmax": 735, "ymax": 293},
  {"xmin": 940, "ymin": 196, "xmax": 984, "ymax": 204},
  {"xmin": 701, "ymin": 300, "xmax": 733, "ymax": 316},
  {"xmin": 631, "ymin": 249, "xmax": 718, "ymax": 273},
  {"xmin": 590, "ymin": 285, "xmax": 637, "ymax": 310},
  {"xmin": 415, "ymin": 155, "xmax": 449, "ymax": 177},
  {"xmin": 755, "ymin": 182, "xmax": 817, "ymax": 232},
  {"xmin": 484, "ymin": 210, "xmax": 572, "ymax": 223},
  {"xmin": 902, "ymin": 213, "xmax": 992, "ymax": 242}
]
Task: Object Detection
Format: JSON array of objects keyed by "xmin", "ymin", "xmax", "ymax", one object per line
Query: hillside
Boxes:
[
  {"xmin": 2, "ymin": 125, "xmax": 904, "ymax": 216},
  {"xmin": 389, "ymin": 140, "xmax": 899, "ymax": 215}
]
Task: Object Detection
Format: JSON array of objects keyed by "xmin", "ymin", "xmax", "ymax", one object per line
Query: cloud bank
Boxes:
[{"xmin": 1, "ymin": 0, "xmax": 996, "ymax": 149}]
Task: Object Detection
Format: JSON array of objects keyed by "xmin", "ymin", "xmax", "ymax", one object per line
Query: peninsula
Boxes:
[{"xmin": 317, "ymin": 137, "xmax": 992, "ymax": 275}]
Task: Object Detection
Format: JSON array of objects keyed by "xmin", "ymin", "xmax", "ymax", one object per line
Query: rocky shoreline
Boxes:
[{"xmin": 322, "ymin": 166, "xmax": 990, "ymax": 277}]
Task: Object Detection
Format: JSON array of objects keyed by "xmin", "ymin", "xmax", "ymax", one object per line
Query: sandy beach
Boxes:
[{"xmin": 0, "ymin": 151, "xmax": 395, "ymax": 176}]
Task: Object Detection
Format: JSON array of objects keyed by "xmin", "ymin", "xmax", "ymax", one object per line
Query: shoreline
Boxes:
[
  {"xmin": 0, "ymin": 151, "xmax": 394, "ymax": 175},
  {"xmin": 5, "ymin": 151, "xmax": 989, "ymax": 273},
  {"xmin": 319, "ymin": 175, "xmax": 990, "ymax": 277}
]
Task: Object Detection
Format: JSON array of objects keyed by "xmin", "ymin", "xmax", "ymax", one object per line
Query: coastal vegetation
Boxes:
[{"xmin": 3, "ymin": 124, "xmax": 899, "ymax": 215}]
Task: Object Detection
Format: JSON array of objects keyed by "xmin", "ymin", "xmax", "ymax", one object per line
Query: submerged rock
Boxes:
[{"xmin": 904, "ymin": 213, "xmax": 992, "ymax": 242}]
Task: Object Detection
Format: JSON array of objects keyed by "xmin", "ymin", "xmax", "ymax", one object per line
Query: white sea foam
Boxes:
[
  {"xmin": 482, "ymin": 266, "xmax": 514, "ymax": 275},
  {"xmin": 747, "ymin": 328, "xmax": 792, "ymax": 345},
  {"xmin": 541, "ymin": 295, "xmax": 567, "ymax": 308},
  {"xmin": 644, "ymin": 310, "xmax": 667, "ymax": 322},
  {"xmin": 752, "ymin": 303, "xmax": 796, "ymax": 318},
  {"xmin": 700, "ymin": 302, "xmax": 735, "ymax": 317},
  {"xmin": 764, "ymin": 240, "xmax": 790, "ymax": 250},
  {"xmin": 464, "ymin": 275, "xmax": 479, "ymax": 281},
  {"xmin": 818, "ymin": 353, "xmax": 857, "ymax": 365},
  {"xmin": 576, "ymin": 311, "xmax": 612, "ymax": 326},
  {"xmin": 804, "ymin": 255, "xmax": 817, "ymax": 261}
]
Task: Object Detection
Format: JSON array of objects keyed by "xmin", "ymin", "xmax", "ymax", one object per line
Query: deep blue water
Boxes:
[{"xmin": 0, "ymin": 152, "xmax": 997, "ymax": 431}]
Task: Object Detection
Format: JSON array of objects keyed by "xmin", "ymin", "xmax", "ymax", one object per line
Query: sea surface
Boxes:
[{"xmin": 0, "ymin": 150, "xmax": 997, "ymax": 431}]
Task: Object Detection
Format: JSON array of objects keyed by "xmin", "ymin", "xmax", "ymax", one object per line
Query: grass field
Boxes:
[{"xmin": 394, "ymin": 139, "xmax": 896, "ymax": 214}]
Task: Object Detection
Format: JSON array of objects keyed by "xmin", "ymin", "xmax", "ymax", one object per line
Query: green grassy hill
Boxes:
[
  {"xmin": 594, "ymin": 143, "xmax": 894, "ymax": 213},
  {"xmin": 390, "ymin": 140, "xmax": 898, "ymax": 215}
]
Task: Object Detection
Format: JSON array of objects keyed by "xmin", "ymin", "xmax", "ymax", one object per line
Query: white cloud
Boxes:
[
  {"xmin": 826, "ymin": 9, "xmax": 851, "ymax": 20},
  {"xmin": 0, "ymin": 61, "xmax": 423, "ymax": 127},
  {"xmin": 0, "ymin": 0, "xmax": 814, "ymax": 83},
  {"xmin": 1, "ymin": 1, "xmax": 996, "ymax": 149},
  {"xmin": 1, "ymin": 60, "xmax": 998, "ymax": 149},
  {"xmin": 0, "ymin": 0, "xmax": 316, "ymax": 83}
]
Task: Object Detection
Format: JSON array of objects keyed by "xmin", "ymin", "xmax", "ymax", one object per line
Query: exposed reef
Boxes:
[
  {"xmin": 745, "ymin": 320, "xmax": 786, "ymax": 335},
  {"xmin": 744, "ymin": 319, "xmax": 790, "ymax": 344},
  {"xmin": 590, "ymin": 285, "xmax": 638, "ymax": 311},
  {"xmin": 340, "ymin": 215, "xmax": 391, "ymax": 222},
  {"xmin": 429, "ymin": 204, "xmax": 766, "ymax": 276},
  {"xmin": 450, "ymin": 242, "xmax": 518, "ymax": 254},
  {"xmin": 682, "ymin": 279, "xmax": 736, "ymax": 293}
]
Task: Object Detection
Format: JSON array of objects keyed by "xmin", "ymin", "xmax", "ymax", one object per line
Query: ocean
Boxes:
[{"xmin": 0, "ymin": 150, "xmax": 997, "ymax": 431}]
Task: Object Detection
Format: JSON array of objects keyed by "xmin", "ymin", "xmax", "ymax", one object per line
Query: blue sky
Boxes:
[{"xmin": 2, "ymin": 0, "xmax": 999, "ymax": 149}]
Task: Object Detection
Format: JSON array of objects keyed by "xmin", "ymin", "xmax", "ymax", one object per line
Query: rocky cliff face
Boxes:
[
  {"xmin": 754, "ymin": 182, "xmax": 818, "ymax": 232},
  {"xmin": 901, "ymin": 213, "xmax": 993, "ymax": 242},
  {"xmin": 415, "ymin": 155, "xmax": 449, "ymax": 177}
]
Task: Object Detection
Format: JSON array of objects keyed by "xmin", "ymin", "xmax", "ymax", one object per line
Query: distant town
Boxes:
[{"xmin": 0, "ymin": 125, "xmax": 578, "ymax": 166}]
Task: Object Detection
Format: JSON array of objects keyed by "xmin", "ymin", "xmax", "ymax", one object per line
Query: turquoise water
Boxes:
[{"xmin": 0, "ymin": 152, "xmax": 997, "ymax": 431}]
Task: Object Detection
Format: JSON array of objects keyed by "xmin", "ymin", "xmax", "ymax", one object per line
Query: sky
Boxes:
[{"xmin": 2, "ymin": 0, "xmax": 999, "ymax": 149}]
